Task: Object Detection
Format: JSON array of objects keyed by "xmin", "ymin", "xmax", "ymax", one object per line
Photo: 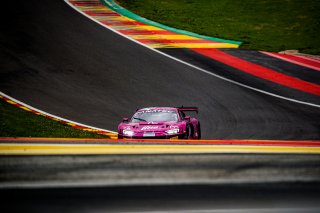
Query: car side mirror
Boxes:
[
  {"xmin": 122, "ymin": 118, "xmax": 129, "ymax": 123},
  {"xmin": 184, "ymin": 116, "xmax": 191, "ymax": 122}
]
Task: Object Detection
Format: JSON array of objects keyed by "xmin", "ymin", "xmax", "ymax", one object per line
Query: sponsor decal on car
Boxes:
[
  {"xmin": 169, "ymin": 125, "xmax": 179, "ymax": 129},
  {"xmin": 141, "ymin": 126, "xmax": 159, "ymax": 131},
  {"xmin": 148, "ymin": 121, "xmax": 158, "ymax": 124}
]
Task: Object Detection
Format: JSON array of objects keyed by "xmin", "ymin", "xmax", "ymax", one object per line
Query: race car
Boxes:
[{"xmin": 117, "ymin": 107, "xmax": 201, "ymax": 139}]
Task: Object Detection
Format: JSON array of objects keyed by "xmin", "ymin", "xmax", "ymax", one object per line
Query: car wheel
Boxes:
[
  {"xmin": 197, "ymin": 122, "xmax": 201, "ymax": 139},
  {"xmin": 184, "ymin": 125, "xmax": 192, "ymax": 139}
]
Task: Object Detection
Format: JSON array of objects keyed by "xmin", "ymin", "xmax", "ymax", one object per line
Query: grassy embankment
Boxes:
[
  {"xmin": 117, "ymin": 0, "xmax": 320, "ymax": 55},
  {"xmin": 0, "ymin": 99, "xmax": 108, "ymax": 138}
]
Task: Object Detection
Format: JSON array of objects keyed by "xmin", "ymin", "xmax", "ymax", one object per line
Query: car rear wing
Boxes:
[{"xmin": 176, "ymin": 106, "xmax": 198, "ymax": 114}]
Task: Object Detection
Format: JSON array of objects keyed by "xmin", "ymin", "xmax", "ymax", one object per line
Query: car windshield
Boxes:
[{"xmin": 131, "ymin": 110, "xmax": 178, "ymax": 123}]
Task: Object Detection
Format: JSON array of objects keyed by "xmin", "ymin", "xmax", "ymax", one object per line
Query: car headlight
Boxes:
[
  {"xmin": 123, "ymin": 130, "xmax": 134, "ymax": 136},
  {"xmin": 166, "ymin": 128, "xmax": 179, "ymax": 134}
]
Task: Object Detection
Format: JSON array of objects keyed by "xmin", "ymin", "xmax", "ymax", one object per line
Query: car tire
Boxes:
[
  {"xmin": 197, "ymin": 122, "xmax": 201, "ymax": 139},
  {"xmin": 184, "ymin": 125, "xmax": 192, "ymax": 139}
]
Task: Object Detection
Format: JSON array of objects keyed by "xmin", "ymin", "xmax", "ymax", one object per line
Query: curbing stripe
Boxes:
[
  {"xmin": 0, "ymin": 92, "xmax": 118, "ymax": 139},
  {"xmin": 261, "ymin": 51, "xmax": 320, "ymax": 71},
  {"xmin": 0, "ymin": 143, "xmax": 320, "ymax": 155},
  {"xmin": 1, "ymin": 138, "xmax": 320, "ymax": 147},
  {"xmin": 192, "ymin": 48, "xmax": 320, "ymax": 96},
  {"xmin": 68, "ymin": 0, "xmax": 239, "ymax": 48},
  {"xmin": 100, "ymin": 0, "xmax": 242, "ymax": 45}
]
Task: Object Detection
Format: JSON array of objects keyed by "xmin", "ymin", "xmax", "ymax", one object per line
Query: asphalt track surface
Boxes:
[
  {"xmin": 1, "ymin": 1, "xmax": 320, "ymax": 212},
  {"xmin": 1, "ymin": 154, "xmax": 320, "ymax": 212},
  {"xmin": 1, "ymin": 0, "xmax": 320, "ymax": 139},
  {"xmin": 1, "ymin": 183, "xmax": 320, "ymax": 213}
]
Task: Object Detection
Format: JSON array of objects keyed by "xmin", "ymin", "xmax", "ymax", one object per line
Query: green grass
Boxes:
[
  {"xmin": 0, "ymin": 99, "xmax": 108, "ymax": 138},
  {"xmin": 116, "ymin": 0, "xmax": 320, "ymax": 54}
]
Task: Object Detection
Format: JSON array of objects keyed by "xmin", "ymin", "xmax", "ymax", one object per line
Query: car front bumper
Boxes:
[{"xmin": 118, "ymin": 133, "xmax": 185, "ymax": 139}]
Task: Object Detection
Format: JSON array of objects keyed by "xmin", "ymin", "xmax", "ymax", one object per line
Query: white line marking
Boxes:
[
  {"xmin": 64, "ymin": 0, "xmax": 320, "ymax": 109},
  {"xmin": 261, "ymin": 51, "xmax": 320, "ymax": 71},
  {"xmin": 0, "ymin": 92, "xmax": 117, "ymax": 134},
  {"xmin": 298, "ymin": 55, "xmax": 320, "ymax": 63}
]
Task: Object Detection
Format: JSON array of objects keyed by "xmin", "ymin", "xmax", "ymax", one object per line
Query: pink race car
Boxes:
[{"xmin": 117, "ymin": 107, "xmax": 201, "ymax": 139}]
